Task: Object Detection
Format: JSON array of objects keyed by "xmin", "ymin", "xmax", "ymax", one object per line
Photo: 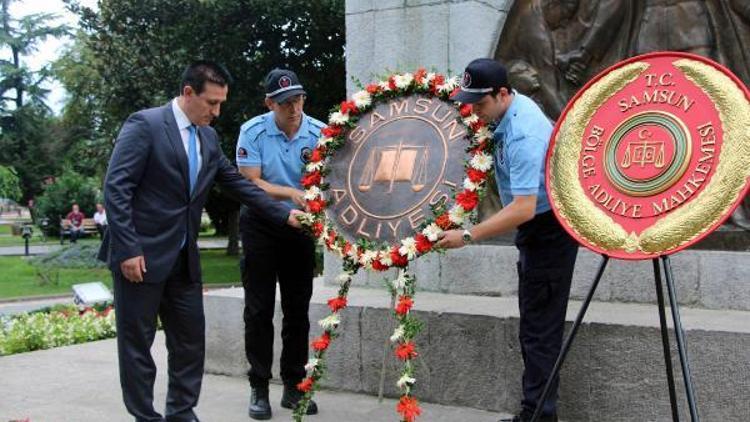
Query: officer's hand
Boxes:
[
  {"xmin": 289, "ymin": 188, "xmax": 307, "ymax": 208},
  {"xmin": 435, "ymin": 230, "xmax": 465, "ymax": 249},
  {"xmin": 287, "ymin": 209, "xmax": 304, "ymax": 229},
  {"xmin": 121, "ymin": 255, "xmax": 147, "ymax": 283}
]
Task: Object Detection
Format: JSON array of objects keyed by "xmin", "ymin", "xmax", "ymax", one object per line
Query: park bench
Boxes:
[{"xmin": 59, "ymin": 218, "xmax": 98, "ymax": 244}]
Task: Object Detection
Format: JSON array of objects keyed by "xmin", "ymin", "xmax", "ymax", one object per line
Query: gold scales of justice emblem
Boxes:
[{"xmin": 325, "ymin": 94, "xmax": 468, "ymax": 244}]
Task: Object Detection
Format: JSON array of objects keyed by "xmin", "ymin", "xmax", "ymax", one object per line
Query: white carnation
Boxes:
[
  {"xmin": 305, "ymin": 358, "xmax": 320, "ymax": 372},
  {"xmin": 449, "ymin": 206, "xmax": 466, "ymax": 225},
  {"xmin": 394, "ymin": 73, "xmax": 413, "ymax": 89},
  {"xmin": 306, "ymin": 161, "xmax": 324, "ymax": 172},
  {"xmin": 398, "ymin": 237, "xmax": 418, "ymax": 260},
  {"xmin": 463, "ymin": 114, "xmax": 479, "ymax": 126},
  {"xmin": 397, "ymin": 374, "xmax": 416, "ymax": 389},
  {"xmin": 360, "ymin": 250, "xmax": 378, "ymax": 266},
  {"xmin": 438, "ymin": 76, "xmax": 459, "ymax": 94},
  {"xmin": 318, "ymin": 314, "xmax": 340, "ymax": 330},
  {"xmin": 379, "ymin": 253, "xmax": 393, "ymax": 267},
  {"xmin": 379, "ymin": 80, "xmax": 392, "ymax": 91},
  {"xmin": 336, "ymin": 272, "xmax": 352, "ymax": 286},
  {"xmin": 318, "ymin": 136, "xmax": 333, "ymax": 146},
  {"xmin": 392, "ymin": 271, "xmax": 408, "ymax": 291},
  {"xmin": 329, "ymin": 111, "xmax": 349, "ymax": 125},
  {"xmin": 463, "ymin": 178, "xmax": 480, "ymax": 192},
  {"xmin": 422, "ymin": 223, "xmax": 443, "ymax": 242},
  {"xmin": 470, "ymin": 152, "xmax": 493, "ymax": 172},
  {"xmin": 304, "ymin": 186, "xmax": 322, "ymax": 201},
  {"xmin": 473, "ymin": 126, "xmax": 492, "ymax": 141},
  {"xmin": 352, "ymin": 90, "xmax": 372, "ymax": 108},
  {"xmin": 390, "ymin": 325, "xmax": 405, "ymax": 343}
]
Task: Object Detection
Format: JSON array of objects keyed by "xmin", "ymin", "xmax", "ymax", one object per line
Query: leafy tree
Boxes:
[
  {"xmin": 0, "ymin": 0, "xmax": 69, "ymax": 201},
  {"xmin": 0, "ymin": 164, "xmax": 21, "ymax": 201},
  {"xmin": 62, "ymin": 0, "xmax": 345, "ymax": 254}
]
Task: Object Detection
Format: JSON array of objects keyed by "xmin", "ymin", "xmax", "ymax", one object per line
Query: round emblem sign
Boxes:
[
  {"xmin": 547, "ymin": 52, "xmax": 750, "ymax": 260},
  {"xmin": 326, "ymin": 95, "xmax": 467, "ymax": 244}
]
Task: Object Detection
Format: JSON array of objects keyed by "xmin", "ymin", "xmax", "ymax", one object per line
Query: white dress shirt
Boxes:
[{"xmin": 171, "ymin": 98, "xmax": 203, "ymax": 172}]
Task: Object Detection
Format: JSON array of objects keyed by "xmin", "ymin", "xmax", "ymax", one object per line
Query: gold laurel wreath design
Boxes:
[
  {"xmin": 549, "ymin": 58, "xmax": 750, "ymax": 257},
  {"xmin": 639, "ymin": 59, "xmax": 750, "ymax": 253}
]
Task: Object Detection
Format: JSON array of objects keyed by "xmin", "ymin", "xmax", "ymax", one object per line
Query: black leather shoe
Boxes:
[
  {"xmin": 280, "ymin": 384, "xmax": 318, "ymax": 415},
  {"xmin": 248, "ymin": 386, "xmax": 272, "ymax": 420}
]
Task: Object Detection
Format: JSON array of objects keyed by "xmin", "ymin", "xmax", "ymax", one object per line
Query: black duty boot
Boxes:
[
  {"xmin": 280, "ymin": 384, "xmax": 318, "ymax": 415},
  {"xmin": 248, "ymin": 385, "xmax": 272, "ymax": 420}
]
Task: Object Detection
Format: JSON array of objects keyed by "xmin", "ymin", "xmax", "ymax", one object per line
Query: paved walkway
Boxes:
[{"xmin": 0, "ymin": 333, "xmax": 507, "ymax": 422}]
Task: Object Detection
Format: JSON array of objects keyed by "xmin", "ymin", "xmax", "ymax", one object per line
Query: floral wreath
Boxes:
[{"xmin": 293, "ymin": 68, "xmax": 494, "ymax": 422}]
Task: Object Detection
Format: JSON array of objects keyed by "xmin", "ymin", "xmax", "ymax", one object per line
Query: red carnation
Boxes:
[
  {"xmin": 390, "ymin": 247, "xmax": 409, "ymax": 268},
  {"xmin": 321, "ymin": 125, "xmax": 342, "ymax": 138},
  {"xmin": 414, "ymin": 234, "xmax": 433, "ymax": 254},
  {"xmin": 459, "ymin": 103, "xmax": 473, "ymax": 118},
  {"xmin": 470, "ymin": 119, "xmax": 486, "ymax": 132},
  {"xmin": 429, "ymin": 74, "xmax": 445, "ymax": 94},
  {"xmin": 456, "ymin": 190, "xmax": 479, "ymax": 211},
  {"xmin": 366, "ymin": 83, "xmax": 380, "ymax": 94},
  {"xmin": 414, "ymin": 68, "xmax": 427, "ymax": 84},
  {"xmin": 328, "ymin": 296, "xmax": 348, "ymax": 312},
  {"xmin": 311, "ymin": 221, "xmax": 324, "ymax": 237},
  {"xmin": 340, "ymin": 100, "xmax": 358, "ymax": 115},
  {"xmin": 297, "ymin": 377, "xmax": 314, "ymax": 393},
  {"xmin": 395, "ymin": 296, "xmax": 414, "ymax": 316},
  {"xmin": 467, "ymin": 168, "xmax": 487, "ymax": 183},
  {"xmin": 311, "ymin": 332, "xmax": 331, "ymax": 352},
  {"xmin": 301, "ymin": 171, "xmax": 322, "ymax": 188},
  {"xmin": 435, "ymin": 213, "xmax": 454, "ymax": 230},
  {"xmin": 395, "ymin": 341, "xmax": 418, "ymax": 361},
  {"xmin": 388, "ymin": 75, "xmax": 397, "ymax": 91},
  {"xmin": 310, "ymin": 148, "xmax": 324, "ymax": 163},
  {"xmin": 371, "ymin": 258, "xmax": 389, "ymax": 272},
  {"xmin": 396, "ymin": 396, "xmax": 422, "ymax": 422},
  {"xmin": 307, "ymin": 199, "xmax": 326, "ymax": 214},
  {"xmin": 343, "ymin": 242, "xmax": 353, "ymax": 256}
]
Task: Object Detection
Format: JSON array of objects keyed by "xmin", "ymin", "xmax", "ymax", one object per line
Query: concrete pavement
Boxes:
[{"xmin": 0, "ymin": 333, "xmax": 508, "ymax": 422}]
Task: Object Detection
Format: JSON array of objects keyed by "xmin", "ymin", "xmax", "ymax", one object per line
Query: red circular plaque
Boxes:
[{"xmin": 547, "ymin": 52, "xmax": 750, "ymax": 260}]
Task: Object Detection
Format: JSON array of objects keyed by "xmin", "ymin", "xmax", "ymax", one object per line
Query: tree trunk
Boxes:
[{"xmin": 225, "ymin": 208, "xmax": 240, "ymax": 256}]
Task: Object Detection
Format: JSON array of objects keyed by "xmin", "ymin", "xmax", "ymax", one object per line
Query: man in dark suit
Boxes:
[{"xmin": 99, "ymin": 61, "xmax": 303, "ymax": 422}]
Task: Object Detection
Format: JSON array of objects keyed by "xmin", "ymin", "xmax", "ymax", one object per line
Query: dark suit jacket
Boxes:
[{"xmin": 99, "ymin": 102, "xmax": 290, "ymax": 284}]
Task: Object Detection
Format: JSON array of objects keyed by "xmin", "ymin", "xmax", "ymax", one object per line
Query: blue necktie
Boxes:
[{"xmin": 188, "ymin": 125, "xmax": 199, "ymax": 194}]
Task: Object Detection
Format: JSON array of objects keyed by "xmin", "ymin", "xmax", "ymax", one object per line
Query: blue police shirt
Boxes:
[
  {"xmin": 492, "ymin": 92, "xmax": 552, "ymax": 215},
  {"xmin": 236, "ymin": 111, "xmax": 325, "ymax": 209}
]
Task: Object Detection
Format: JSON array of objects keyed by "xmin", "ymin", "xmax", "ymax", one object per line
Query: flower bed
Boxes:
[{"xmin": 0, "ymin": 304, "xmax": 116, "ymax": 355}]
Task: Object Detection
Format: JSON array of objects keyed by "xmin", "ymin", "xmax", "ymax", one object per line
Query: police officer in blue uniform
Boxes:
[
  {"xmin": 437, "ymin": 58, "xmax": 578, "ymax": 422},
  {"xmin": 236, "ymin": 68, "xmax": 325, "ymax": 420}
]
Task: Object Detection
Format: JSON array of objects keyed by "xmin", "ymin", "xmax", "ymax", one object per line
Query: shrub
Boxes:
[{"xmin": 35, "ymin": 170, "xmax": 101, "ymax": 233}]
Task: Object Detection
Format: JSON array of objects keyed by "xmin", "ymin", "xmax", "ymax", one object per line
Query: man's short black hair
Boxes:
[{"xmin": 180, "ymin": 60, "xmax": 234, "ymax": 95}]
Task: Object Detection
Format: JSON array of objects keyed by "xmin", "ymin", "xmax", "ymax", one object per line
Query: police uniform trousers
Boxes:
[
  {"xmin": 514, "ymin": 210, "xmax": 578, "ymax": 416},
  {"xmin": 113, "ymin": 247, "xmax": 204, "ymax": 422},
  {"xmin": 241, "ymin": 209, "xmax": 315, "ymax": 389}
]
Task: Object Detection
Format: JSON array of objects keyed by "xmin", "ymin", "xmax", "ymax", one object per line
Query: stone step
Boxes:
[
  {"xmin": 324, "ymin": 245, "xmax": 750, "ymax": 311},
  {"xmin": 205, "ymin": 283, "xmax": 750, "ymax": 421}
]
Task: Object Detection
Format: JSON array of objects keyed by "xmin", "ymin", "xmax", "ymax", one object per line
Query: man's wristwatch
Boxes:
[{"xmin": 462, "ymin": 229, "xmax": 473, "ymax": 244}]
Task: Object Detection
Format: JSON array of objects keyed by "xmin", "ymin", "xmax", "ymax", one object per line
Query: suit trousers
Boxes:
[
  {"xmin": 113, "ymin": 249, "xmax": 204, "ymax": 422},
  {"xmin": 514, "ymin": 211, "xmax": 578, "ymax": 416},
  {"xmin": 241, "ymin": 214, "xmax": 315, "ymax": 389}
]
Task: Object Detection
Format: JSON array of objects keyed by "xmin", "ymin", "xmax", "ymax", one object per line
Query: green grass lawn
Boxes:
[{"xmin": 0, "ymin": 250, "xmax": 241, "ymax": 299}]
